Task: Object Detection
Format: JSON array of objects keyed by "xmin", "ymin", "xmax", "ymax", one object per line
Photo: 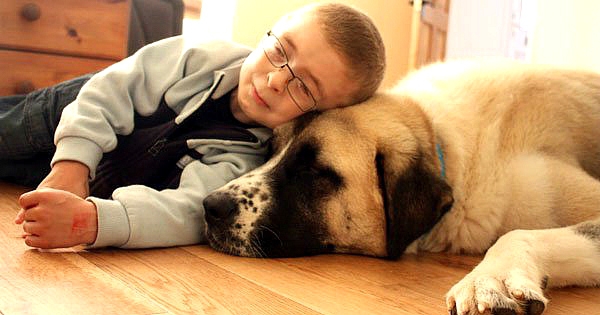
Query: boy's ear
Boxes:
[{"xmin": 376, "ymin": 150, "xmax": 453, "ymax": 259}]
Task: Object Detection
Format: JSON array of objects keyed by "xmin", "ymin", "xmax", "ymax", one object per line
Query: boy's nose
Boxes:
[{"xmin": 267, "ymin": 68, "xmax": 291, "ymax": 93}]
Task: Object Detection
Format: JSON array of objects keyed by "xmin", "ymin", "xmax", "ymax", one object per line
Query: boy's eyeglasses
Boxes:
[{"xmin": 261, "ymin": 30, "xmax": 317, "ymax": 112}]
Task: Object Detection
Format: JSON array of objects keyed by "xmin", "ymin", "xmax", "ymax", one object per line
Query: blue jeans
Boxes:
[{"xmin": 0, "ymin": 74, "xmax": 93, "ymax": 187}]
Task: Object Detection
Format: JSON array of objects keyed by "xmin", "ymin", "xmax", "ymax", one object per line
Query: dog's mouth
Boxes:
[
  {"xmin": 206, "ymin": 227, "xmax": 254, "ymax": 257},
  {"xmin": 206, "ymin": 224, "xmax": 278, "ymax": 258}
]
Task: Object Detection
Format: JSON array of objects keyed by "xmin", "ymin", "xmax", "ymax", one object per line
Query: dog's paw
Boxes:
[{"xmin": 446, "ymin": 268, "xmax": 548, "ymax": 315}]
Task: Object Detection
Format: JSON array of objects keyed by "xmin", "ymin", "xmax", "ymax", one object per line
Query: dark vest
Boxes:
[{"xmin": 90, "ymin": 93, "xmax": 257, "ymax": 198}]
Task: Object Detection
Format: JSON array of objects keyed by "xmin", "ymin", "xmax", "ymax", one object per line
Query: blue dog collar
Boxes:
[{"xmin": 436, "ymin": 142, "xmax": 446, "ymax": 178}]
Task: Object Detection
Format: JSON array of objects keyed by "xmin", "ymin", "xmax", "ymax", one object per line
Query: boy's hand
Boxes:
[
  {"xmin": 38, "ymin": 160, "xmax": 90, "ymax": 198},
  {"xmin": 14, "ymin": 188, "xmax": 98, "ymax": 249}
]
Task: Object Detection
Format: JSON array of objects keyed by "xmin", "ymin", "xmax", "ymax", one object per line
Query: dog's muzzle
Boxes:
[
  {"xmin": 202, "ymin": 191, "xmax": 246, "ymax": 254},
  {"xmin": 203, "ymin": 192, "xmax": 237, "ymax": 225}
]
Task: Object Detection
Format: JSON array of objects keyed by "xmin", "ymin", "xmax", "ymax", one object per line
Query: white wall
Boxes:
[
  {"xmin": 530, "ymin": 0, "xmax": 600, "ymax": 71},
  {"xmin": 445, "ymin": 0, "xmax": 513, "ymax": 59},
  {"xmin": 183, "ymin": 0, "xmax": 237, "ymax": 41},
  {"xmin": 445, "ymin": 0, "xmax": 600, "ymax": 72}
]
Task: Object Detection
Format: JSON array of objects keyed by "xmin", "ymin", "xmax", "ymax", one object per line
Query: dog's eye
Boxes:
[
  {"xmin": 294, "ymin": 143, "xmax": 317, "ymax": 165},
  {"xmin": 297, "ymin": 163, "xmax": 322, "ymax": 177},
  {"xmin": 314, "ymin": 165, "xmax": 343, "ymax": 187},
  {"xmin": 283, "ymin": 142, "xmax": 341, "ymax": 185},
  {"xmin": 282, "ymin": 143, "xmax": 317, "ymax": 176},
  {"xmin": 276, "ymin": 142, "xmax": 343, "ymax": 196}
]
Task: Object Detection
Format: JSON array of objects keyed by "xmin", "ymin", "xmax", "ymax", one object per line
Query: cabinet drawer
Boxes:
[
  {"xmin": 0, "ymin": 0, "xmax": 130, "ymax": 60},
  {"xmin": 0, "ymin": 49, "xmax": 115, "ymax": 95}
]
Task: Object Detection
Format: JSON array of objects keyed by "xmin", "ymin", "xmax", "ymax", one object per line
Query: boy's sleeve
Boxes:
[
  {"xmin": 86, "ymin": 147, "xmax": 266, "ymax": 248},
  {"xmin": 52, "ymin": 36, "xmax": 249, "ymax": 178}
]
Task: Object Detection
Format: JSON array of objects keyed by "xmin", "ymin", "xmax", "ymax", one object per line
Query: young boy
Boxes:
[{"xmin": 3, "ymin": 3, "xmax": 386, "ymax": 249}]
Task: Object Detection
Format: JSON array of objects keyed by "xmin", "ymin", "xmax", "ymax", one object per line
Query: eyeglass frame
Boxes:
[{"xmin": 261, "ymin": 30, "xmax": 318, "ymax": 112}]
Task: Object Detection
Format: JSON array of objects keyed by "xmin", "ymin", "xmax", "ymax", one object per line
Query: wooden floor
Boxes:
[{"xmin": 0, "ymin": 181, "xmax": 599, "ymax": 315}]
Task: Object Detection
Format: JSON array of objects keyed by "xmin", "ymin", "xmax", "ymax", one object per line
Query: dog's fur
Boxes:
[{"xmin": 203, "ymin": 60, "xmax": 600, "ymax": 315}]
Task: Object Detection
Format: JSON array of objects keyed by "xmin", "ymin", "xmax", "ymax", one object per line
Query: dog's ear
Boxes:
[{"xmin": 376, "ymin": 150, "xmax": 453, "ymax": 259}]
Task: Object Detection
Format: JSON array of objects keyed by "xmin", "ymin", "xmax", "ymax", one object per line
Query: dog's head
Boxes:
[{"xmin": 203, "ymin": 93, "xmax": 453, "ymax": 258}]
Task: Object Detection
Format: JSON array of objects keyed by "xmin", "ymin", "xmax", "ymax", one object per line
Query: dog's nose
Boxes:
[{"xmin": 203, "ymin": 192, "xmax": 237, "ymax": 220}]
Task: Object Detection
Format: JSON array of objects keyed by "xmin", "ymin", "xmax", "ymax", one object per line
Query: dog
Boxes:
[{"xmin": 202, "ymin": 60, "xmax": 600, "ymax": 315}]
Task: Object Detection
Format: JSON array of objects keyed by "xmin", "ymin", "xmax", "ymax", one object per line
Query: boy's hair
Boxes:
[{"xmin": 313, "ymin": 3, "xmax": 386, "ymax": 104}]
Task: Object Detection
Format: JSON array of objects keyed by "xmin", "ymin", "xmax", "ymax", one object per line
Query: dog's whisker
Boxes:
[
  {"xmin": 250, "ymin": 235, "xmax": 267, "ymax": 258},
  {"xmin": 248, "ymin": 240, "xmax": 261, "ymax": 258},
  {"xmin": 259, "ymin": 225, "xmax": 283, "ymax": 247}
]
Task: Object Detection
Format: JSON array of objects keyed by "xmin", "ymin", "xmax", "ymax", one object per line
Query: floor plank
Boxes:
[
  {"xmin": 184, "ymin": 246, "xmax": 500, "ymax": 314},
  {"xmin": 0, "ymin": 183, "xmax": 166, "ymax": 315},
  {"xmin": 80, "ymin": 248, "xmax": 322, "ymax": 315},
  {"xmin": 1, "ymin": 181, "xmax": 599, "ymax": 315}
]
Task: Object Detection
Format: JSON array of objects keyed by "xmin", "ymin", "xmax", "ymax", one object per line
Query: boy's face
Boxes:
[{"xmin": 235, "ymin": 9, "xmax": 359, "ymax": 129}]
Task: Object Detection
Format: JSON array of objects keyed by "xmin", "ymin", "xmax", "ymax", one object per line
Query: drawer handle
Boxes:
[
  {"xmin": 15, "ymin": 81, "xmax": 36, "ymax": 95},
  {"xmin": 21, "ymin": 3, "xmax": 41, "ymax": 22}
]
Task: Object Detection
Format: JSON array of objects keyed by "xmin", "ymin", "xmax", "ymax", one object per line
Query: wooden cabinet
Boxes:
[{"xmin": 0, "ymin": 0, "xmax": 131, "ymax": 95}]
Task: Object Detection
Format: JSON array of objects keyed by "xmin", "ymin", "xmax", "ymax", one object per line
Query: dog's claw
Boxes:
[
  {"xmin": 477, "ymin": 303, "xmax": 488, "ymax": 313},
  {"xmin": 511, "ymin": 289, "xmax": 525, "ymax": 300},
  {"xmin": 527, "ymin": 300, "xmax": 545, "ymax": 315},
  {"xmin": 492, "ymin": 308, "xmax": 516, "ymax": 315}
]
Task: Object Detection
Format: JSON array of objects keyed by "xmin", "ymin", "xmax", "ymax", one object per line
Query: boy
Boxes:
[{"xmin": 2, "ymin": 3, "xmax": 385, "ymax": 249}]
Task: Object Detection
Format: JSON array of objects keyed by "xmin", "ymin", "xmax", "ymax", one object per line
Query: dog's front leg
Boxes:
[{"xmin": 445, "ymin": 219, "xmax": 600, "ymax": 315}]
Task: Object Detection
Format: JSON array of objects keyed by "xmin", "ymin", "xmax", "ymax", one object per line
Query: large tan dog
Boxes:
[{"xmin": 202, "ymin": 60, "xmax": 600, "ymax": 315}]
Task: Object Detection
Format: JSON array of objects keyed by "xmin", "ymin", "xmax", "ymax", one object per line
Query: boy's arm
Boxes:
[
  {"xmin": 52, "ymin": 37, "xmax": 250, "ymax": 180},
  {"xmin": 87, "ymin": 148, "xmax": 267, "ymax": 248},
  {"xmin": 37, "ymin": 161, "xmax": 90, "ymax": 198},
  {"xmin": 15, "ymin": 145, "xmax": 267, "ymax": 249},
  {"xmin": 52, "ymin": 37, "xmax": 184, "ymax": 180}
]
